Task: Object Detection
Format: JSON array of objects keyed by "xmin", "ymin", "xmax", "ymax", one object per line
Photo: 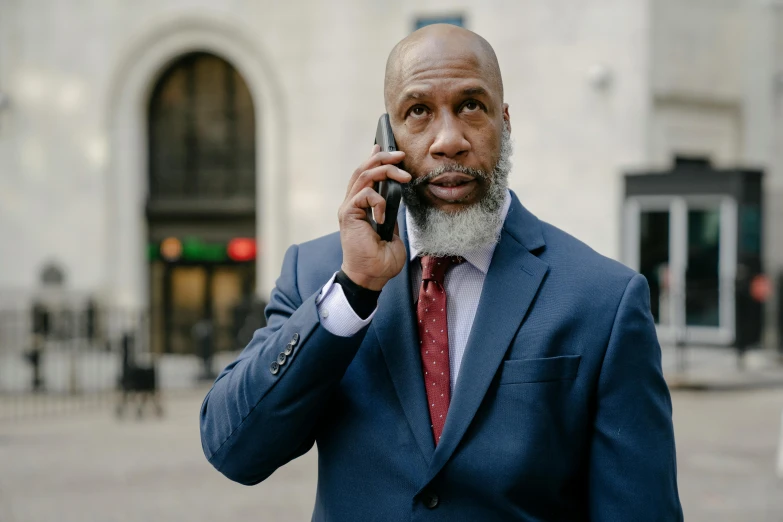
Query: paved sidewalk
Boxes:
[
  {"xmin": 0, "ymin": 389, "xmax": 317, "ymax": 522},
  {"xmin": 673, "ymin": 388, "xmax": 783, "ymax": 521},
  {"xmin": 1, "ymin": 386, "xmax": 782, "ymax": 521},
  {"xmin": 662, "ymin": 345, "xmax": 783, "ymax": 390}
]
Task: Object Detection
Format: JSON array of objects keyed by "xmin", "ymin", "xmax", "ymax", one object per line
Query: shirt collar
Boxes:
[{"xmin": 405, "ymin": 189, "xmax": 512, "ymax": 275}]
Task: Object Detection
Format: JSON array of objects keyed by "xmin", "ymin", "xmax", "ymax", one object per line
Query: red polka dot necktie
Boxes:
[{"xmin": 417, "ymin": 255, "xmax": 463, "ymax": 445}]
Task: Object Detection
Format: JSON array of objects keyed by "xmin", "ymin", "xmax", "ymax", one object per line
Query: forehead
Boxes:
[{"xmin": 391, "ymin": 42, "xmax": 497, "ymax": 103}]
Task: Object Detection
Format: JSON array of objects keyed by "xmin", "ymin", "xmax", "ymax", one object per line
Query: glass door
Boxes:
[
  {"xmin": 639, "ymin": 209, "xmax": 671, "ymax": 327},
  {"xmin": 682, "ymin": 198, "xmax": 736, "ymax": 345},
  {"xmin": 624, "ymin": 196, "xmax": 736, "ymax": 346},
  {"xmin": 150, "ymin": 261, "xmax": 256, "ymax": 354},
  {"xmin": 169, "ymin": 266, "xmax": 208, "ymax": 354},
  {"xmin": 211, "ymin": 264, "xmax": 255, "ymax": 352}
]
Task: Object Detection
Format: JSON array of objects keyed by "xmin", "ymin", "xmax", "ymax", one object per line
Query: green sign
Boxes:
[{"xmin": 148, "ymin": 238, "xmax": 228, "ymax": 262}]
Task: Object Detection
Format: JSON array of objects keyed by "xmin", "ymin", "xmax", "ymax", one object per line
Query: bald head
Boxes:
[{"xmin": 384, "ymin": 24, "xmax": 503, "ymax": 109}]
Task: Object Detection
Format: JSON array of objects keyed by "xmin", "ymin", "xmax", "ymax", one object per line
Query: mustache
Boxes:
[{"xmin": 408, "ymin": 164, "xmax": 490, "ymax": 188}]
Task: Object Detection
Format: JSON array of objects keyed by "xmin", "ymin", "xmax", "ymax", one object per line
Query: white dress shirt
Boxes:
[{"xmin": 316, "ymin": 190, "xmax": 512, "ymax": 392}]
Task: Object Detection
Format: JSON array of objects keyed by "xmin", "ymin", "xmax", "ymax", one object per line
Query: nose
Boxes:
[{"xmin": 429, "ymin": 113, "xmax": 470, "ymax": 159}]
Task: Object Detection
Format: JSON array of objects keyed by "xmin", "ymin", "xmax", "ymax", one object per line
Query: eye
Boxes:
[
  {"xmin": 408, "ymin": 105, "xmax": 428, "ymax": 117},
  {"xmin": 462, "ymin": 100, "xmax": 483, "ymax": 113}
]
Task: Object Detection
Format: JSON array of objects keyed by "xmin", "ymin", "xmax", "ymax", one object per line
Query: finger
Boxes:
[
  {"xmin": 349, "ymin": 150, "xmax": 405, "ymax": 189},
  {"xmin": 347, "ymin": 164, "xmax": 410, "ymax": 201},
  {"xmin": 346, "ymin": 150, "xmax": 405, "ymax": 195},
  {"xmin": 348, "ymin": 187, "xmax": 387, "ymax": 224},
  {"xmin": 373, "ymin": 200, "xmax": 386, "ymax": 224},
  {"xmin": 346, "ymin": 164, "xmax": 412, "ymax": 200}
]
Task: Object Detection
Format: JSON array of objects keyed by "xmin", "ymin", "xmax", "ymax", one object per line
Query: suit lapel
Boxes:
[
  {"xmin": 374, "ymin": 208, "xmax": 435, "ymax": 462},
  {"xmin": 423, "ymin": 194, "xmax": 549, "ymax": 484}
]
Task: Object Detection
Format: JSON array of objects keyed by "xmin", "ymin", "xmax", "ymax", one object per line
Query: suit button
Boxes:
[
  {"xmin": 283, "ymin": 342, "xmax": 294, "ymax": 356},
  {"xmin": 422, "ymin": 491, "xmax": 439, "ymax": 509},
  {"xmin": 269, "ymin": 361, "xmax": 280, "ymax": 375},
  {"xmin": 277, "ymin": 352, "xmax": 287, "ymax": 365},
  {"xmin": 291, "ymin": 333, "xmax": 299, "ymax": 346}
]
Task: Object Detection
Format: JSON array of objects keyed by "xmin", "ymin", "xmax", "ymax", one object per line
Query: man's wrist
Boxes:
[
  {"xmin": 340, "ymin": 268, "xmax": 387, "ymax": 292},
  {"xmin": 334, "ymin": 270, "xmax": 381, "ymax": 319}
]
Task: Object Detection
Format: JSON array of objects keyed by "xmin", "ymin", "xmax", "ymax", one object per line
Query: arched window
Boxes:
[{"xmin": 148, "ymin": 52, "xmax": 255, "ymax": 200}]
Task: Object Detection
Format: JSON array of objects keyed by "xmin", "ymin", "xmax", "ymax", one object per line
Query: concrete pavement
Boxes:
[
  {"xmin": 1, "ymin": 386, "xmax": 782, "ymax": 521},
  {"xmin": 0, "ymin": 388, "xmax": 317, "ymax": 522}
]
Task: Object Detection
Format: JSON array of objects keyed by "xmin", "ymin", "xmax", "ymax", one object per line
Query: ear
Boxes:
[{"xmin": 502, "ymin": 103, "xmax": 511, "ymax": 133}]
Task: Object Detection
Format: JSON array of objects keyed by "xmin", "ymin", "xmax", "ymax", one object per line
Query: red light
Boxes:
[
  {"xmin": 750, "ymin": 274, "xmax": 771, "ymax": 303},
  {"xmin": 227, "ymin": 238, "xmax": 256, "ymax": 262}
]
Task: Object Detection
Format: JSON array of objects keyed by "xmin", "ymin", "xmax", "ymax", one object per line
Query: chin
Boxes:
[
  {"xmin": 432, "ymin": 201, "xmax": 476, "ymax": 213},
  {"xmin": 431, "ymin": 191, "xmax": 486, "ymax": 209}
]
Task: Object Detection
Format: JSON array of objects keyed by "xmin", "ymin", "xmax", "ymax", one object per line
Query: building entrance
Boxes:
[
  {"xmin": 146, "ymin": 52, "xmax": 258, "ymax": 355},
  {"xmin": 631, "ymin": 195, "xmax": 733, "ymax": 345},
  {"xmin": 624, "ymin": 159, "xmax": 764, "ymax": 349},
  {"xmin": 149, "ymin": 253, "xmax": 256, "ymax": 354}
]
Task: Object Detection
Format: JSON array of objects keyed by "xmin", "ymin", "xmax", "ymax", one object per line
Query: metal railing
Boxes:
[
  {"xmin": 0, "ymin": 305, "xmax": 153, "ymax": 421},
  {"xmin": 0, "ymin": 297, "xmax": 268, "ymax": 421}
]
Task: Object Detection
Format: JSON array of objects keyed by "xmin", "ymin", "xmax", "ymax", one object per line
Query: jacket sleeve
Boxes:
[
  {"xmin": 588, "ymin": 274, "xmax": 683, "ymax": 521},
  {"xmin": 199, "ymin": 244, "xmax": 370, "ymax": 485}
]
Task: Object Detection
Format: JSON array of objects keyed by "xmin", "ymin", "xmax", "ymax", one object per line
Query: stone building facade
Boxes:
[{"xmin": 0, "ymin": 0, "xmax": 780, "ymax": 352}]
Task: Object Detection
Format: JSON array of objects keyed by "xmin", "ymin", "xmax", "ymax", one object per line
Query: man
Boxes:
[{"xmin": 200, "ymin": 24, "xmax": 683, "ymax": 521}]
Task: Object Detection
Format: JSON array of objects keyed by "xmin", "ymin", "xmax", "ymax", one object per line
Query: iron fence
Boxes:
[
  {"xmin": 0, "ymin": 305, "xmax": 156, "ymax": 421},
  {"xmin": 0, "ymin": 296, "xmax": 269, "ymax": 421}
]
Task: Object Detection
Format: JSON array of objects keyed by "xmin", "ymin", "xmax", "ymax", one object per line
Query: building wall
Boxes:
[
  {"xmin": 650, "ymin": 0, "xmax": 747, "ymax": 167},
  {"xmin": 650, "ymin": 0, "xmax": 779, "ymax": 221},
  {"xmin": 0, "ymin": 0, "xmax": 650, "ymax": 305},
  {"xmin": 650, "ymin": 0, "xmax": 782, "ymax": 345}
]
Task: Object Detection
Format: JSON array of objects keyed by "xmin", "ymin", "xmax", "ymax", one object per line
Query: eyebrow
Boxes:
[
  {"xmin": 399, "ymin": 86, "xmax": 489, "ymax": 104},
  {"xmin": 461, "ymin": 86, "xmax": 488, "ymax": 97},
  {"xmin": 399, "ymin": 90, "xmax": 432, "ymax": 104}
]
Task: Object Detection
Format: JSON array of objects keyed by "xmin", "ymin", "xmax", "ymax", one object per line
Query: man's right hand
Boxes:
[{"xmin": 338, "ymin": 145, "xmax": 411, "ymax": 291}]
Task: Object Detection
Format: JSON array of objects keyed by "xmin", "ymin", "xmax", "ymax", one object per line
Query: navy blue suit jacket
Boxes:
[{"xmin": 200, "ymin": 192, "xmax": 683, "ymax": 521}]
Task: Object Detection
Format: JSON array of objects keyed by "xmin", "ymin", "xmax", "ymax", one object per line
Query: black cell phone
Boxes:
[{"xmin": 366, "ymin": 114, "xmax": 402, "ymax": 242}]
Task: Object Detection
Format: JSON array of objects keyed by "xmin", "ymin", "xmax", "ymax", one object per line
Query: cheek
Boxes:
[
  {"xmin": 471, "ymin": 131, "xmax": 502, "ymax": 167},
  {"xmin": 398, "ymin": 136, "xmax": 430, "ymax": 173}
]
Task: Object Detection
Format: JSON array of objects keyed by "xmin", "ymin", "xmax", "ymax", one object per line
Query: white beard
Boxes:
[{"xmin": 404, "ymin": 127, "xmax": 513, "ymax": 257}]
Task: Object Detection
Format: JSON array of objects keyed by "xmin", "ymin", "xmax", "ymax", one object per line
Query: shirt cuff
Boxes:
[{"xmin": 315, "ymin": 272, "xmax": 377, "ymax": 337}]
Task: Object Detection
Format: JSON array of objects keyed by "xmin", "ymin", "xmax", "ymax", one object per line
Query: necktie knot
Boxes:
[{"xmin": 420, "ymin": 255, "xmax": 464, "ymax": 284}]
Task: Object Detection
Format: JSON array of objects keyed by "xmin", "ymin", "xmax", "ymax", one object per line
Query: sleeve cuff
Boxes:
[{"xmin": 315, "ymin": 272, "xmax": 377, "ymax": 337}]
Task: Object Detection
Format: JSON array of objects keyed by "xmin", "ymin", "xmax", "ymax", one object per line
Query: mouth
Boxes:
[{"xmin": 426, "ymin": 172, "xmax": 478, "ymax": 202}]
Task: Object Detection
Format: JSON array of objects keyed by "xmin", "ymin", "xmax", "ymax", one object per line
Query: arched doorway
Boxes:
[{"xmin": 146, "ymin": 52, "xmax": 258, "ymax": 355}]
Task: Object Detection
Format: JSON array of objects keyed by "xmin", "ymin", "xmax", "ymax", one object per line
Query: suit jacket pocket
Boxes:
[{"xmin": 498, "ymin": 355, "xmax": 581, "ymax": 385}]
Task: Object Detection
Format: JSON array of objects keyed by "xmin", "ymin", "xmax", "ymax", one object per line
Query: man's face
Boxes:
[{"xmin": 387, "ymin": 40, "xmax": 510, "ymax": 213}]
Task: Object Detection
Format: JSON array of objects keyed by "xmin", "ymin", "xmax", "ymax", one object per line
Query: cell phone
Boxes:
[{"xmin": 366, "ymin": 114, "xmax": 402, "ymax": 242}]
